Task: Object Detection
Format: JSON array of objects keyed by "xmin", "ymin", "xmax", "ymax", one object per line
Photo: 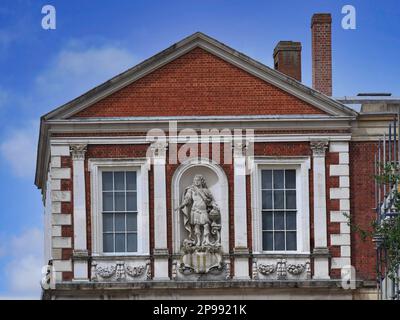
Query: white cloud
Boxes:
[
  {"xmin": 35, "ymin": 44, "xmax": 136, "ymax": 107},
  {"xmin": 3, "ymin": 228, "xmax": 43, "ymax": 299},
  {"xmin": 0, "ymin": 121, "xmax": 38, "ymax": 178}
]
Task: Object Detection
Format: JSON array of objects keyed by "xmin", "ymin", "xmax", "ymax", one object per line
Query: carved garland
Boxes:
[
  {"xmin": 92, "ymin": 262, "xmax": 148, "ymax": 281},
  {"xmin": 256, "ymin": 260, "xmax": 311, "ymax": 279}
]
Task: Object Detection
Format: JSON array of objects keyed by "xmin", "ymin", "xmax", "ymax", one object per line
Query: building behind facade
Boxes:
[{"xmin": 35, "ymin": 14, "xmax": 398, "ymax": 299}]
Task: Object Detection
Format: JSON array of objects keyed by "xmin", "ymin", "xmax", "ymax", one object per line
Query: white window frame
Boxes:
[
  {"xmin": 89, "ymin": 159, "xmax": 149, "ymax": 256},
  {"xmin": 251, "ymin": 156, "xmax": 310, "ymax": 254}
]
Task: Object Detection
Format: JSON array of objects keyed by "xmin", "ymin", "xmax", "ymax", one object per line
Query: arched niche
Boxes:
[{"xmin": 171, "ymin": 158, "xmax": 229, "ymax": 254}]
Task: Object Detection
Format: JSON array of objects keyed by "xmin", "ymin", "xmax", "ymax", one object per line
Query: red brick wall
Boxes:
[
  {"xmin": 350, "ymin": 142, "xmax": 377, "ymax": 281},
  {"xmin": 73, "ymin": 47, "xmax": 326, "ymax": 118}
]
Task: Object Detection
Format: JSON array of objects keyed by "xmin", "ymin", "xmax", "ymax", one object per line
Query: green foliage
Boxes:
[{"xmin": 346, "ymin": 162, "xmax": 400, "ymax": 281}]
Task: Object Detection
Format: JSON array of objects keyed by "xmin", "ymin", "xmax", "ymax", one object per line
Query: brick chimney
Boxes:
[
  {"xmin": 311, "ymin": 13, "xmax": 332, "ymax": 96},
  {"xmin": 273, "ymin": 41, "xmax": 302, "ymax": 81}
]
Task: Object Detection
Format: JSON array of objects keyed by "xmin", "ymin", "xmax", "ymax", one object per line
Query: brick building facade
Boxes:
[{"xmin": 36, "ymin": 14, "xmax": 392, "ymax": 299}]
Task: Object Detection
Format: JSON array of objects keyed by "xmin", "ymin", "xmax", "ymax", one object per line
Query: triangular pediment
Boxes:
[{"xmin": 43, "ymin": 32, "xmax": 357, "ymax": 120}]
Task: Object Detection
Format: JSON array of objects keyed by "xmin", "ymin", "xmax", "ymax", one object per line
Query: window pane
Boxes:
[
  {"xmin": 115, "ymin": 213, "xmax": 125, "ymax": 232},
  {"xmin": 127, "ymin": 233, "xmax": 137, "ymax": 252},
  {"xmin": 114, "ymin": 192, "xmax": 125, "ymax": 211},
  {"xmin": 286, "ymin": 190, "xmax": 296, "ymax": 209},
  {"xmin": 103, "ymin": 214, "xmax": 113, "ymax": 232},
  {"xmin": 115, "ymin": 234, "xmax": 126, "ymax": 252},
  {"xmin": 126, "ymin": 172, "xmax": 137, "ymax": 191},
  {"xmin": 285, "ymin": 170, "xmax": 296, "ymax": 189},
  {"xmin": 126, "ymin": 192, "xmax": 137, "ymax": 211},
  {"xmin": 286, "ymin": 211, "xmax": 297, "ymax": 230},
  {"xmin": 261, "ymin": 170, "xmax": 272, "ymax": 189},
  {"xmin": 262, "ymin": 190, "xmax": 272, "ymax": 209},
  {"xmin": 102, "ymin": 172, "xmax": 113, "ymax": 191},
  {"xmin": 274, "ymin": 211, "xmax": 285, "ymax": 230},
  {"xmin": 114, "ymin": 172, "xmax": 125, "ymax": 190},
  {"xmin": 127, "ymin": 213, "xmax": 137, "ymax": 232},
  {"xmin": 103, "ymin": 192, "xmax": 113, "ymax": 211},
  {"xmin": 274, "ymin": 190, "xmax": 284, "ymax": 209},
  {"xmin": 274, "ymin": 232, "xmax": 285, "ymax": 250},
  {"xmin": 286, "ymin": 231, "xmax": 297, "ymax": 250},
  {"xmin": 273, "ymin": 170, "xmax": 284, "ymax": 189},
  {"xmin": 103, "ymin": 233, "xmax": 114, "ymax": 252},
  {"xmin": 262, "ymin": 212, "xmax": 273, "ymax": 230},
  {"xmin": 263, "ymin": 231, "xmax": 273, "ymax": 251}
]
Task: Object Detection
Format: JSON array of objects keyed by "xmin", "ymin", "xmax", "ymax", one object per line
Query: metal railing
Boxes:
[{"xmin": 374, "ymin": 113, "xmax": 400, "ymax": 300}]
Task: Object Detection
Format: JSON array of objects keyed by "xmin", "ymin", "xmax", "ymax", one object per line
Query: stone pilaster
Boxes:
[
  {"xmin": 233, "ymin": 141, "xmax": 250, "ymax": 279},
  {"xmin": 310, "ymin": 140, "xmax": 330, "ymax": 280},
  {"xmin": 70, "ymin": 144, "xmax": 89, "ymax": 281},
  {"xmin": 151, "ymin": 141, "xmax": 170, "ymax": 280}
]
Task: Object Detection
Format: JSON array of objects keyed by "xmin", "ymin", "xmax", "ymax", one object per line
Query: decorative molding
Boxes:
[
  {"xmin": 233, "ymin": 141, "xmax": 248, "ymax": 157},
  {"xmin": 310, "ymin": 140, "xmax": 328, "ymax": 157},
  {"xmin": 70, "ymin": 144, "xmax": 87, "ymax": 160},
  {"xmin": 258, "ymin": 264, "xmax": 276, "ymax": 275},
  {"xmin": 255, "ymin": 259, "xmax": 311, "ymax": 280},
  {"xmin": 91, "ymin": 261, "xmax": 148, "ymax": 282},
  {"xmin": 150, "ymin": 141, "xmax": 168, "ymax": 158}
]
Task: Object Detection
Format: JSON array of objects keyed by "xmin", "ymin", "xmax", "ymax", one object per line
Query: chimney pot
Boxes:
[
  {"xmin": 273, "ymin": 41, "xmax": 302, "ymax": 82},
  {"xmin": 311, "ymin": 13, "xmax": 332, "ymax": 96}
]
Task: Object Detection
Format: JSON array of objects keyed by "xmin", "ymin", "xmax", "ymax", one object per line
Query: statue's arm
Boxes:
[{"xmin": 177, "ymin": 188, "xmax": 192, "ymax": 210}]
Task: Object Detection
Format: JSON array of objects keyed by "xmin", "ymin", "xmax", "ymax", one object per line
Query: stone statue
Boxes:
[
  {"xmin": 177, "ymin": 174, "xmax": 221, "ymax": 248},
  {"xmin": 176, "ymin": 174, "xmax": 223, "ymax": 274}
]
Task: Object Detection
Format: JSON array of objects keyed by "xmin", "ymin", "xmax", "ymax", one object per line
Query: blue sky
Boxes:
[{"xmin": 0, "ymin": 0, "xmax": 399, "ymax": 299}]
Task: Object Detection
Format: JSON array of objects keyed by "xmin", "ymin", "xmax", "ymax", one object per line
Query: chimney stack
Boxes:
[
  {"xmin": 311, "ymin": 13, "xmax": 332, "ymax": 96},
  {"xmin": 273, "ymin": 41, "xmax": 302, "ymax": 81}
]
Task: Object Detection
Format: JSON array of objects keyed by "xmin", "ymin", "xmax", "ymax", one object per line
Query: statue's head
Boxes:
[{"xmin": 193, "ymin": 174, "xmax": 207, "ymax": 188}]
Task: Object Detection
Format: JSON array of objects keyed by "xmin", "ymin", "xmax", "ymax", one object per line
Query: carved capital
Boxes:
[
  {"xmin": 233, "ymin": 141, "xmax": 248, "ymax": 157},
  {"xmin": 310, "ymin": 140, "xmax": 328, "ymax": 157},
  {"xmin": 70, "ymin": 144, "xmax": 87, "ymax": 160},
  {"xmin": 150, "ymin": 141, "xmax": 168, "ymax": 158}
]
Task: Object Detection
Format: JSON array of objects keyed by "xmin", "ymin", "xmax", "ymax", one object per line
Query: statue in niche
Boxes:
[{"xmin": 176, "ymin": 174, "xmax": 223, "ymax": 274}]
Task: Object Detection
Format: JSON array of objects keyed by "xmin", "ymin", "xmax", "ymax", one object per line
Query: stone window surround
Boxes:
[
  {"xmin": 89, "ymin": 158, "xmax": 150, "ymax": 257},
  {"xmin": 251, "ymin": 156, "xmax": 311, "ymax": 255}
]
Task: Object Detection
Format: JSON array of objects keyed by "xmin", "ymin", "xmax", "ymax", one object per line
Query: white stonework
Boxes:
[
  {"xmin": 151, "ymin": 141, "xmax": 170, "ymax": 280},
  {"xmin": 53, "ymin": 260, "xmax": 73, "ymax": 272},
  {"xmin": 70, "ymin": 144, "xmax": 89, "ymax": 281},
  {"xmin": 329, "ymin": 142, "xmax": 351, "ymax": 270},
  {"xmin": 52, "ymin": 237, "xmax": 72, "ymax": 248},
  {"xmin": 330, "ymin": 211, "xmax": 349, "ymax": 223},
  {"xmin": 329, "ymin": 142, "xmax": 349, "ymax": 153},
  {"xmin": 48, "ymin": 146, "xmax": 73, "ymax": 281},
  {"xmin": 51, "ymin": 191, "xmax": 71, "ymax": 202},
  {"xmin": 331, "ymin": 257, "xmax": 351, "ymax": 269},
  {"xmin": 339, "ymin": 176, "xmax": 350, "ymax": 188},
  {"xmin": 329, "ymin": 164, "xmax": 349, "ymax": 176},
  {"xmin": 233, "ymin": 142, "xmax": 250, "ymax": 279},
  {"xmin": 310, "ymin": 140, "xmax": 330, "ymax": 279},
  {"xmin": 52, "ymin": 214, "xmax": 71, "ymax": 226},
  {"xmin": 330, "ymin": 234, "xmax": 351, "ymax": 246},
  {"xmin": 50, "ymin": 145, "xmax": 70, "ymax": 156},
  {"xmin": 341, "ymin": 245, "xmax": 351, "ymax": 257},
  {"xmin": 51, "ymin": 168, "xmax": 71, "ymax": 180},
  {"xmin": 330, "ymin": 187, "xmax": 350, "ymax": 199}
]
